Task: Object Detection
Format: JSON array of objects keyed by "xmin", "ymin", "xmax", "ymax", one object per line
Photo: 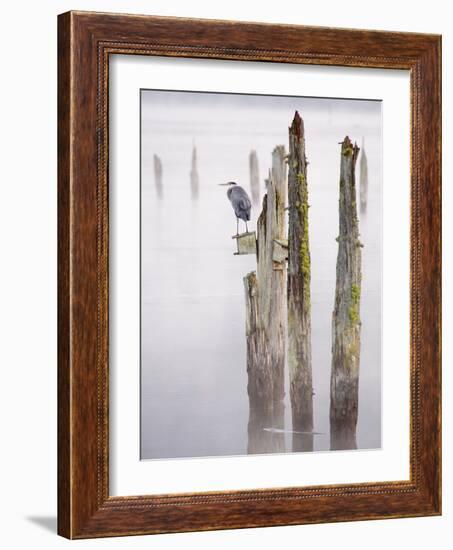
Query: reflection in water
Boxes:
[
  {"xmin": 248, "ymin": 400, "xmax": 320, "ymax": 453},
  {"xmin": 330, "ymin": 426, "xmax": 358, "ymax": 451},
  {"xmin": 292, "ymin": 432, "xmax": 314, "ymax": 453},
  {"xmin": 329, "ymin": 374, "xmax": 359, "ymax": 451},
  {"xmin": 248, "ymin": 400, "xmax": 285, "ymax": 454}
]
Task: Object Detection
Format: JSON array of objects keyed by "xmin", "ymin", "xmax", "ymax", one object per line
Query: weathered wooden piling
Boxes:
[
  {"xmin": 244, "ymin": 271, "xmax": 273, "ymax": 407},
  {"xmin": 249, "ymin": 149, "xmax": 260, "ymax": 205},
  {"xmin": 243, "ymin": 145, "xmax": 287, "ymax": 413},
  {"xmin": 190, "ymin": 142, "xmax": 199, "ymax": 199},
  {"xmin": 153, "ymin": 154, "xmax": 163, "ymax": 198},
  {"xmin": 260, "ymin": 146, "xmax": 287, "ymax": 402},
  {"xmin": 359, "ymin": 137, "xmax": 368, "ymax": 214},
  {"xmin": 330, "ymin": 136, "xmax": 362, "ymax": 451},
  {"xmin": 287, "ymin": 111, "xmax": 314, "ymax": 451}
]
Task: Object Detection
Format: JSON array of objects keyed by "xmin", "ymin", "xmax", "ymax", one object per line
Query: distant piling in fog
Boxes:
[
  {"xmin": 287, "ymin": 111, "xmax": 314, "ymax": 452},
  {"xmin": 359, "ymin": 137, "xmax": 368, "ymax": 214},
  {"xmin": 190, "ymin": 142, "xmax": 200, "ymax": 200},
  {"xmin": 153, "ymin": 154, "xmax": 163, "ymax": 198},
  {"xmin": 249, "ymin": 150, "xmax": 260, "ymax": 205},
  {"xmin": 330, "ymin": 136, "xmax": 362, "ymax": 451},
  {"xmin": 244, "ymin": 145, "xmax": 287, "ymax": 445}
]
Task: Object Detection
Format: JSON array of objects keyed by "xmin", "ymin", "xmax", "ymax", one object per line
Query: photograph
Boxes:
[{"xmin": 140, "ymin": 89, "xmax": 382, "ymax": 459}]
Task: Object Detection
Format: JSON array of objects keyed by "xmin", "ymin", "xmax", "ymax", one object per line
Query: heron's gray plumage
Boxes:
[{"xmin": 226, "ymin": 185, "xmax": 251, "ymax": 223}]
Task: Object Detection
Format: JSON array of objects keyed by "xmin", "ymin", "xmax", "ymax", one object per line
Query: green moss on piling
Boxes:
[
  {"xmin": 297, "ymin": 172, "xmax": 311, "ymax": 308},
  {"xmin": 348, "ymin": 283, "xmax": 361, "ymax": 325}
]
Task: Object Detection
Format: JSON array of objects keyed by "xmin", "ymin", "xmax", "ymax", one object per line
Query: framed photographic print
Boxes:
[{"xmin": 58, "ymin": 11, "xmax": 441, "ymax": 539}]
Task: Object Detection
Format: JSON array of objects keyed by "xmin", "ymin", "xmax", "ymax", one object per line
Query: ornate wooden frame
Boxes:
[{"xmin": 58, "ymin": 10, "xmax": 441, "ymax": 539}]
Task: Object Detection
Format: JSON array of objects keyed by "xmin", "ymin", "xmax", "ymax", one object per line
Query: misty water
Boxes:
[{"xmin": 141, "ymin": 90, "xmax": 382, "ymax": 459}]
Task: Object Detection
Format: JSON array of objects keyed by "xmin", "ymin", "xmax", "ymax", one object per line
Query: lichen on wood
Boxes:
[
  {"xmin": 330, "ymin": 136, "xmax": 362, "ymax": 451},
  {"xmin": 287, "ymin": 111, "xmax": 313, "ymax": 449}
]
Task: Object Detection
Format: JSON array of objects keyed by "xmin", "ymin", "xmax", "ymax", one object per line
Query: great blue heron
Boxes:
[{"xmin": 219, "ymin": 182, "xmax": 252, "ymax": 235}]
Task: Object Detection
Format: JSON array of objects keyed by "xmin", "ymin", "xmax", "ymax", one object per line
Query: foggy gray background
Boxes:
[{"xmin": 141, "ymin": 89, "xmax": 382, "ymax": 459}]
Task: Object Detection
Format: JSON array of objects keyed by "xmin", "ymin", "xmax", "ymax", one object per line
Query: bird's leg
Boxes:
[
  {"xmin": 245, "ymin": 221, "xmax": 249, "ymax": 233},
  {"xmin": 236, "ymin": 217, "xmax": 239, "ymax": 236}
]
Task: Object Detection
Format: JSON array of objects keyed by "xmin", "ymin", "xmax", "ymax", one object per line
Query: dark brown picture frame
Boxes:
[{"xmin": 58, "ymin": 10, "xmax": 441, "ymax": 539}]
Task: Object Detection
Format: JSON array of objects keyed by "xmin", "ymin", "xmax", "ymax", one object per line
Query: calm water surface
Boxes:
[{"xmin": 141, "ymin": 91, "xmax": 382, "ymax": 459}]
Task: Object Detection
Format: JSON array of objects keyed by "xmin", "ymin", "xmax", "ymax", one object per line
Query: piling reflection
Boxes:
[
  {"xmin": 330, "ymin": 425, "xmax": 358, "ymax": 451},
  {"xmin": 292, "ymin": 431, "xmax": 314, "ymax": 453},
  {"xmin": 247, "ymin": 400, "xmax": 285, "ymax": 454}
]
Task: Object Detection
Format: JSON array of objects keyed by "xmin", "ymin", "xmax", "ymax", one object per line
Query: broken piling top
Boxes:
[
  {"xmin": 289, "ymin": 111, "xmax": 305, "ymax": 154},
  {"xmin": 338, "ymin": 136, "xmax": 360, "ymax": 240},
  {"xmin": 290, "ymin": 110, "xmax": 302, "ymax": 133},
  {"xmin": 341, "ymin": 135, "xmax": 360, "ymax": 162}
]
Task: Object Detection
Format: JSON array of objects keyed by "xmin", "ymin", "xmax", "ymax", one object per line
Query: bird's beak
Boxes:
[{"xmin": 218, "ymin": 183, "xmax": 230, "ymax": 186}]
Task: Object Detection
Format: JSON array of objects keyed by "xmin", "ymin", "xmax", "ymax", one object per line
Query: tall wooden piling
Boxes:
[
  {"xmin": 190, "ymin": 142, "xmax": 199, "ymax": 199},
  {"xmin": 287, "ymin": 112, "xmax": 313, "ymax": 451},
  {"xmin": 244, "ymin": 145, "xmax": 287, "ymax": 419},
  {"xmin": 153, "ymin": 154, "xmax": 163, "ymax": 198},
  {"xmin": 330, "ymin": 136, "xmax": 362, "ymax": 451},
  {"xmin": 359, "ymin": 137, "xmax": 368, "ymax": 214},
  {"xmin": 258, "ymin": 146, "xmax": 287, "ymax": 402},
  {"xmin": 249, "ymin": 149, "xmax": 260, "ymax": 205}
]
